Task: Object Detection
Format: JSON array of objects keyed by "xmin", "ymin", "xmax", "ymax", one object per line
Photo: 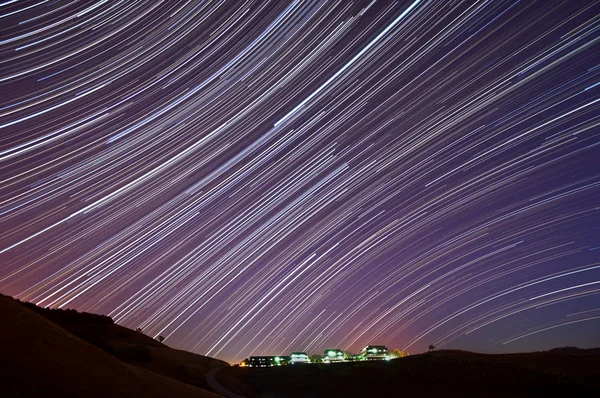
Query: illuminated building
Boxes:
[
  {"xmin": 249, "ymin": 356, "xmax": 276, "ymax": 367},
  {"xmin": 323, "ymin": 349, "xmax": 344, "ymax": 363},
  {"xmin": 247, "ymin": 355, "xmax": 290, "ymax": 367},
  {"xmin": 360, "ymin": 345, "xmax": 388, "ymax": 360},
  {"xmin": 290, "ymin": 352, "xmax": 310, "ymax": 364}
]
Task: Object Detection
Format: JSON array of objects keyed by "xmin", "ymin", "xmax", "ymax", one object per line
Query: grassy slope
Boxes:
[
  {"xmin": 128, "ymin": 345, "xmax": 229, "ymax": 391},
  {"xmin": 57, "ymin": 317, "xmax": 228, "ymax": 391},
  {"xmin": 0, "ymin": 295, "xmax": 221, "ymax": 398},
  {"xmin": 11, "ymin": 295, "xmax": 228, "ymax": 391},
  {"xmin": 219, "ymin": 350, "xmax": 600, "ymax": 398}
]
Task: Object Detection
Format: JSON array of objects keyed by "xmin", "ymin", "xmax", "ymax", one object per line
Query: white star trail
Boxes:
[{"xmin": 0, "ymin": 1, "xmax": 599, "ymax": 363}]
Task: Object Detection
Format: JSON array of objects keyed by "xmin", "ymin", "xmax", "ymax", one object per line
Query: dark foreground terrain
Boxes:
[
  {"xmin": 3, "ymin": 292, "xmax": 599, "ymax": 398},
  {"xmin": 218, "ymin": 349, "xmax": 600, "ymax": 398},
  {"xmin": 0, "ymin": 294, "xmax": 225, "ymax": 398}
]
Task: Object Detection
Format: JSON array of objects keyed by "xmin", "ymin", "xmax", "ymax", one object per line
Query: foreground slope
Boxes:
[
  {"xmin": 14, "ymin": 296, "xmax": 228, "ymax": 391},
  {"xmin": 0, "ymin": 295, "xmax": 221, "ymax": 398},
  {"xmin": 219, "ymin": 349, "xmax": 600, "ymax": 397}
]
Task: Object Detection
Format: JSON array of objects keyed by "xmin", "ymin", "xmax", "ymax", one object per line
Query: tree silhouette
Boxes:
[
  {"xmin": 310, "ymin": 354, "xmax": 323, "ymax": 363},
  {"xmin": 428, "ymin": 344, "xmax": 435, "ymax": 352},
  {"xmin": 157, "ymin": 335, "xmax": 165, "ymax": 343}
]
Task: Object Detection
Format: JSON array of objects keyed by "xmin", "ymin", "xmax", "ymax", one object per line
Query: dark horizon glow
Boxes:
[{"xmin": 1, "ymin": 0, "xmax": 599, "ymax": 363}]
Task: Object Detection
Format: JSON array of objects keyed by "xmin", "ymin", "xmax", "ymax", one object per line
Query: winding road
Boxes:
[{"xmin": 206, "ymin": 367, "xmax": 247, "ymax": 398}]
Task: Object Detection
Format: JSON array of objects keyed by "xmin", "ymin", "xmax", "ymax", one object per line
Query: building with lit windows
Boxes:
[
  {"xmin": 360, "ymin": 345, "xmax": 388, "ymax": 360},
  {"xmin": 290, "ymin": 352, "xmax": 310, "ymax": 364},
  {"xmin": 249, "ymin": 356, "xmax": 276, "ymax": 367},
  {"xmin": 323, "ymin": 349, "xmax": 344, "ymax": 363},
  {"xmin": 248, "ymin": 355, "xmax": 289, "ymax": 367}
]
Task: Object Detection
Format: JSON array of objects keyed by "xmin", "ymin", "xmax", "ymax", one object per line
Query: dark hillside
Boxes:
[
  {"xmin": 5, "ymin": 294, "xmax": 228, "ymax": 392},
  {"xmin": 219, "ymin": 349, "xmax": 600, "ymax": 398},
  {"xmin": 0, "ymin": 294, "xmax": 220, "ymax": 398}
]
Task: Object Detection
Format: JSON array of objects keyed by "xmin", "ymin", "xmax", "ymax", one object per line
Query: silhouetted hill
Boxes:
[
  {"xmin": 6, "ymin": 294, "xmax": 229, "ymax": 391},
  {"xmin": 547, "ymin": 346, "xmax": 600, "ymax": 355},
  {"xmin": 16, "ymin": 297, "xmax": 115, "ymax": 325},
  {"xmin": 48, "ymin": 311, "xmax": 229, "ymax": 392},
  {"xmin": 218, "ymin": 349, "xmax": 600, "ymax": 397},
  {"xmin": 0, "ymin": 294, "xmax": 221, "ymax": 398}
]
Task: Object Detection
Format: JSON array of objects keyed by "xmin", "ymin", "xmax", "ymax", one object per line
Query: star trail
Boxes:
[{"xmin": 1, "ymin": 0, "xmax": 599, "ymax": 363}]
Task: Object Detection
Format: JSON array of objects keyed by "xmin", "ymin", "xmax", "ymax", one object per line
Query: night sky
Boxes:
[{"xmin": 1, "ymin": 0, "xmax": 599, "ymax": 364}]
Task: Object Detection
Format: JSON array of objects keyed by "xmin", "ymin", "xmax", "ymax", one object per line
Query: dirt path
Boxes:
[{"xmin": 206, "ymin": 367, "xmax": 247, "ymax": 398}]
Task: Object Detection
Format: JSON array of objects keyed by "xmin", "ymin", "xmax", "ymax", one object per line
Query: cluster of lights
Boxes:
[
  {"xmin": 323, "ymin": 349, "xmax": 344, "ymax": 363},
  {"xmin": 243, "ymin": 346, "xmax": 398, "ymax": 367}
]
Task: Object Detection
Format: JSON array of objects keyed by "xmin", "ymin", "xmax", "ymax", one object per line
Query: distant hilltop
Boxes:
[{"xmin": 547, "ymin": 347, "xmax": 600, "ymax": 355}]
